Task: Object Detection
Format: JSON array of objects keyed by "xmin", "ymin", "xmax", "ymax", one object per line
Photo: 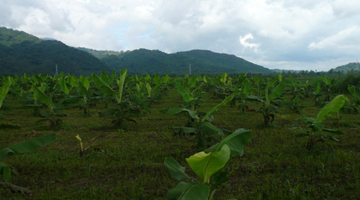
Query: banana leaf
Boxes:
[
  {"xmin": 315, "ymin": 95, "xmax": 345, "ymax": 123},
  {"xmin": 0, "ymin": 77, "xmax": 12, "ymax": 108},
  {"xmin": 58, "ymin": 77, "xmax": 69, "ymax": 95},
  {"xmin": 269, "ymin": 81, "xmax": 286, "ymax": 100},
  {"xmin": 116, "ymin": 69, "xmax": 127, "ymax": 103},
  {"xmin": 176, "ymin": 82, "xmax": 193, "ymax": 103},
  {"xmin": 205, "ymin": 128, "xmax": 252, "ymax": 157},
  {"xmin": 201, "ymin": 89, "xmax": 240, "ymax": 122},
  {"xmin": 164, "ymin": 157, "xmax": 190, "ymax": 181},
  {"xmin": 186, "ymin": 145, "xmax": 230, "ymax": 183},
  {"xmin": 0, "ymin": 133, "xmax": 56, "ymax": 161},
  {"xmin": 32, "ymin": 86, "xmax": 54, "ymax": 111}
]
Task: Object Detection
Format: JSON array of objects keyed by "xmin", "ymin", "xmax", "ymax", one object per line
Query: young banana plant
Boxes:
[
  {"xmin": 278, "ymin": 95, "xmax": 305, "ymax": 114},
  {"xmin": 161, "ymin": 89, "xmax": 240, "ymax": 150},
  {"xmin": 76, "ymin": 76, "xmax": 98, "ymax": 116},
  {"xmin": 175, "ymin": 81, "xmax": 205, "ymax": 112},
  {"xmin": 163, "ymin": 129, "xmax": 252, "ymax": 200},
  {"xmin": 296, "ymin": 95, "xmax": 346, "ymax": 149},
  {"xmin": 254, "ymin": 80, "xmax": 286, "ymax": 126},
  {"xmin": 341, "ymin": 85, "xmax": 360, "ymax": 113},
  {"xmin": 32, "ymin": 84, "xmax": 67, "ymax": 130},
  {"xmin": 94, "ymin": 69, "xmax": 149, "ymax": 128}
]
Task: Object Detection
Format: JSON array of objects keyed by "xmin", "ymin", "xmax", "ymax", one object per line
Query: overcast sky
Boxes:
[{"xmin": 1, "ymin": 0, "xmax": 360, "ymax": 71}]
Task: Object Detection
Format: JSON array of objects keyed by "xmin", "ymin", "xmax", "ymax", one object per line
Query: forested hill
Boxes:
[
  {"xmin": 0, "ymin": 27, "xmax": 111, "ymax": 76},
  {"xmin": 330, "ymin": 62, "xmax": 360, "ymax": 74},
  {"xmin": 99, "ymin": 48, "xmax": 273, "ymax": 75},
  {"xmin": 1, "ymin": 27, "xmax": 272, "ymax": 76}
]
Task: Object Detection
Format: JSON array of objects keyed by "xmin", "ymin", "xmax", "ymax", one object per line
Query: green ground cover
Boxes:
[{"xmin": 0, "ymin": 74, "xmax": 359, "ymax": 199}]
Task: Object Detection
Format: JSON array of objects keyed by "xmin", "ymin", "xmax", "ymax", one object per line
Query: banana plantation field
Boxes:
[{"xmin": 0, "ymin": 71, "xmax": 360, "ymax": 199}]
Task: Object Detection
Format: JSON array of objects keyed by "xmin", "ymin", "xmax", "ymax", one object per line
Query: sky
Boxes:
[{"xmin": 1, "ymin": 0, "xmax": 360, "ymax": 71}]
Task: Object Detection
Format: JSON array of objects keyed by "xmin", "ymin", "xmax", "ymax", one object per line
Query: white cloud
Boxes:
[
  {"xmin": 308, "ymin": 26, "xmax": 360, "ymax": 52},
  {"xmin": 1, "ymin": 0, "xmax": 360, "ymax": 71},
  {"xmin": 239, "ymin": 33, "xmax": 260, "ymax": 49}
]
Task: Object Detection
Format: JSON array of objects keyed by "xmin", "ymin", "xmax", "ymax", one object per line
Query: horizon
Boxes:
[
  {"xmin": 1, "ymin": 25, "xmax": 357, "ymax": 73},
  {"xmin": 1, "ymin": 1, "xmax": 360, "ymax": 71}
]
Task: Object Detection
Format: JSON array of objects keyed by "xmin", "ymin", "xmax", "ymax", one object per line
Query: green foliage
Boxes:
[
  {"xmin": 96, "ymin": 70, "xmax": 149, "ymax": 128},
  {"xmin": 296, "ymin": 95, "xmax": 346, "ymax": 149},
  {"xmin": 331, "ymin": 62, "xmax": 360, "ymax": 74},
  {"xmin": 0, "ymin": 27, "xmax": 40, "ymax": 47},
  {"xmin": 32, "ymin": 85, "xmax": 54, "ymax": 112},
  {"xmin": 341, "ymin": 85, "xmax": 360, "ymax": 113},
  {"xmin": 162, "ymin": 90, "xmax": 239, "ymax": 150},
  {"xmin": 333, "ymin": 74, "xmax": 360, "ymax": 94},
  {"xmin": 0, "ymin": 77, "xmax": 12, "ymax": 118},
  {"xmin": 253, "ymin": 80, "xmax": 286, "ymax": 126},
  {"xmin": 31, "ymin": 85, "xmax": 68, "ymax": 130},
  {"xmin": 0, "ymin": 133, "xmax": 56, "ymax": 182},
  {"xmin": 0, "ymin": 27, "xmax": 110, "ymax": 76},
  {"xmin": 117, "ymin": 69, "xmax": 127, "ymax": 104},
  {"xmin": 75, "ymin": 134, "xmax": 84, "ymax": 156},
  {"xmin": 163, "ymin": 129, "xmax": 252, "ymax": 200},
  {"xmin": 101, "ymin": 49, "xmax": 273, "ymax": 75},
  {"xmin": 277, "ymin": 95, "xmax": 305, "ymax": 114},
  {"xmin": 1, "ymin": 72, "xmax": 360, "ymax": 199}
]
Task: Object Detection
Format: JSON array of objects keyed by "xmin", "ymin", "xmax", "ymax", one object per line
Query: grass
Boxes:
[{"xmin": 1, "ymin": 85, "xmax": 360, "ymax": 199}]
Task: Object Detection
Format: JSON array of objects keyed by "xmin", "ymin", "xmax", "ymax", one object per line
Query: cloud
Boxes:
[
  {"xmin": 239, "ymin": 33, "xmax": 260, "ymax": 49},
  {"xmin": 308, "ymin": 26, "xmax": 360, "ymax": 51},
  {"xmin": 1, "ymin": 0, "xmax": 360, "ymax": 71}
]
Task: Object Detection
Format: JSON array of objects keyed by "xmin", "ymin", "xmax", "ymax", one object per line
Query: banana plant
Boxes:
[
  {"xmin": 253, "ymin": 75, "xmax": 261, "ymax": 96},
  {"xmin": 299, "ymin": 80, "xmax": 312, "ymax": 98},
  {"xmin": 312, "ymin": 82, "xmax": 323, "ymax": 106},
  {"xmin": 296, "ymin": 95, "xmax": 346, "ymax": 149},
  {"xmin": 288, "ymin": 74, "xmax": 304, "ymax": 100},
  {"xmin": 75, "ymin": 76, "xmax": 99, "ymax": 116},
  {"xmin": 175, "ymin": 81, "xmax": 205, "ymax": 112},
  {"xmin": 58, "ymin": 76, "xmax": 70, "ymax": 96},
  {"xmin": 161, "ymin": 90, "xmax": 240, "ymax": 150},
  {"xmin": 163, "ymin": 128, "xmax": 252, "ymax": 200},
  {"xmin": 231, "ymin": 77, "xmax": 257, "ymax": 112},
  {"xmin": 312, "ymin": 75, "xmax": 336, "ymax": 107},
  {"xmin": 94, "ymin": 69, "xmax": 149, "ymax": 128},
  {"xmin": 253, "ymin": 80, "xmax": 286, "ymax": 126},
  {"xmin": 321, "ymin": 74, "xmax": 334, "ymax": 102},
  {"xmin": 278, "ymin": 95, "xmax": 305, "ymax": 114},
  {"xmin": 0, "ymin": 133, "xmax": 56, "ymax": 194},
  {"xmin": 59, "ymin": 75, "xmax": 100, "ymax": 116},
  {"xmin": 32, "ymin": 85, "xmax": 67, "ymax": 130},
  {"xmin": 0, "ymin": 77, "xmax": 12, "ymax": 119},
  {"xmin": 341, "ymin": 85, "xmax": 360, "ymax": 113},
  {"xmin": 92, "ymin": 71, "xmax": 118, "ymax": 108},
  {"xmin": 134, "ymin": 78, "xmax": 164, "ymax": 107},
  {"xmin": 211, "ymin": 73, "xmax": 232, "ymax": 99},
  {"xmin": 24, "ymin": 82, "xmax": 49, "ymax": 117}
]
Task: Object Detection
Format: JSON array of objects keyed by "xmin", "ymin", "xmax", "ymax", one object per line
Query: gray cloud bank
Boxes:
[{"xmin": 1, "ymin": 0, "xmax": 360, "ymax": 71}]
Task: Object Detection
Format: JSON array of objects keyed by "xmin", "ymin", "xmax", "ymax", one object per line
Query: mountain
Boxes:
[
  {"xmin": 330, "ymin": 62, "xmax": 360, "ymax": 74},
  {"xmin": 1, "ymin": 27, "xmax": 272, "ymax": 76},
  {"xmin": 272, "ymin": 69, "xmax": 300, "ymax": 73},
  {"xmin": 99, "ymin": 48, "xmax": 273, "ymax": 75},
  {"xmin": 41, "ymin": 37, "xmax": 58, "ymax": 41},
  {"xmin": 0, "ymin": 27, "xmax": 111, "ymax": 76},
  {"xmin": 77, "ymin": 47, "xmax": 123, "ymax": 59},
  {"xmin": 0, "ymin": 27, "xmax": 39, "ymax": 46}
]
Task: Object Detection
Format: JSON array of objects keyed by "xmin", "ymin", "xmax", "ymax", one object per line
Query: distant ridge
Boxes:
[
  {"xmin": 1, "ymin": 26, "xmax": 273, "ymax": 76},
  {"xmin": 41, "ymin": 37, "xmax": 58, "ymax": 41},
  {"xmin": 77, "ymin": 47, "xmax": 123, "ymax": 59},
  {"xmin": 97, "ymin": 48, "xmax": 273, "ymax": 75},
  {"xmin": 330, "ymin": 62, "xmax": 360, "ymax": 74},
  {"xmin": 0, "ymin": 27, "xmax": 111, "ymax": 76}
]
